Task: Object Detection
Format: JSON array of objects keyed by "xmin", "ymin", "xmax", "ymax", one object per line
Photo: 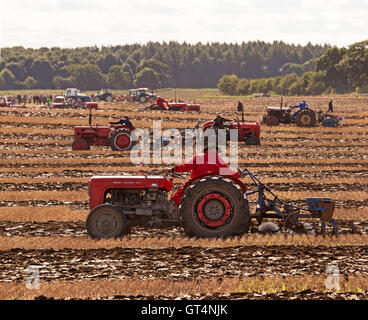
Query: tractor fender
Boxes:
[{"xmin": 171, "ymin": 172, "xmax": 246, "ymax": 206}]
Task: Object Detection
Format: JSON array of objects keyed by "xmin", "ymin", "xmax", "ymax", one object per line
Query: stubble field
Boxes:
[{"xmin": 0, "ymin": 90, "xmax": 368, "ymax": 300}]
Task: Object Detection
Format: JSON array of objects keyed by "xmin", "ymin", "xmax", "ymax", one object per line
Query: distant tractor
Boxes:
[
  {"xmin": 52, "ymin": 96, "xmax": 73, "ymax": 108},
  {"xmin": 148, "ymin": 97, "xmax": 200, "ymax": 112},
  {"xmin": 202, "ymin": 114, "xmax": 261, "ymax": 146},
  {"xmin": 127, "ymin": 88, "xmax": 157, "ymax": 103},
  {"xmin": 0, "ymin": 97, "xmax": 6, "ymax": 107},
  {"xmin": 65, "ymin": 88, "xmax": 91, "ymax": 103},
  {"xmin": 263, "ymin": 100, "xmax": 316, "ymax": 127},
  {"xmin": 95, "ymin": 89, "xmax": 113, "ymax": 102},
  {"xmin": 72, "ymin": 113, "xmax": 169, "ymax": 151},
  {"xmin": 72, "ymin": 114, "xmax": 136, "ymax": 151}
]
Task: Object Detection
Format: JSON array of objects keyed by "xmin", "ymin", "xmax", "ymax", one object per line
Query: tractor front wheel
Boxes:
[
  {"xmin": 139, "ymin": 96, "xmax": 147, "ymax": 103},
  {"xmin": 179, "ymin": 176, "xmax": 249, "ymax": 238},
  {"xmin": 110, "ymin": 129, "xmax": 133, "ymax": 151},
  {"xmin": 86, "ymin": 204, "xmax": 129, "ymax": 239},
  {"xmin": 72, "ymin": 138, "xmax": 90, "ymax": 150}
]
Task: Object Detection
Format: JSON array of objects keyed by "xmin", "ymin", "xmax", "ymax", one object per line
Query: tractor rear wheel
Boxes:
[
  {"xmin": 266, "ymin": 115, "xmax": 280, "ymax": 126},
  {"xmin": 86, "ymin": 204, "xmax": 129, "ymax": 239},
  {"xmin": 110, "ymin": 129, "xmax": 133, "ymax": 151},
  {"xmin": 106, "ymin": 96, "xmax": 113, "ymax": 103},
  {"xmin": 295, "ymin": 109, "xmax": 316, "ymax": 127},
  {"xmin": 179, "ymin": 176, "xmax": 249, "ymax": 238},
  {"xmin": 72, "ymin": 138, "xmax": 90, "ymax": 151}
]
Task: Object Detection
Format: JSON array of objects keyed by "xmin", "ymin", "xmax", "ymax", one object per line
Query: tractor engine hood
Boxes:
[{"xmin": 89, "ymin": 175, "xmax": 173, "ymax": 210}]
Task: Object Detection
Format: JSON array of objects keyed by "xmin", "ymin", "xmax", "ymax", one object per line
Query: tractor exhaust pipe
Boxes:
[
  {"xmin": 89, "ymin": 108, "xmax": 92, "ymax": 126},
  {"xmin": 242, "ymin": 109, "xmax": 244, "ymax": 122}
]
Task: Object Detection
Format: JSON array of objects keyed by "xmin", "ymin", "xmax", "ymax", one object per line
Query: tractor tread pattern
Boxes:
[{"xmin": 178, "ymin": 176, "xmax": 249, "ymax": 238}]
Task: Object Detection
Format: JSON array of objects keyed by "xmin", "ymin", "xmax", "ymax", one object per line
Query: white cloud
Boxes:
[{"xmin": 0, "ymin": 0, "xmax": 367, "ymax": 48}]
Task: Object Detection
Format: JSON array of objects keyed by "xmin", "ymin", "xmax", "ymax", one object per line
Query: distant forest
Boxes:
[{"xmin": 0, "ymin": 41, "xmax": 330, "ymax": 91}]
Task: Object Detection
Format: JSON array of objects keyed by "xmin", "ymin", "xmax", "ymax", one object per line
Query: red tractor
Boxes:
[
  {"xmin": 72, "ymin": 116, "xmax": 135, "ymax": 151},
  {"xmin": 0, "ymin": 97, "xmax": 6, "ymax": 107},
  {"xmin": 148, "ymin": 98, "xmax": 200, "ymax": 112},
  {"xmin": 86, "ymin": 171, "xmax": 249, "ymax": 239},
  {"xmin": 85, "ymin": 166, "xmax": 340, "ymax": 239},
  {"xmin": 202, "ymin": 115, "xmax": 261, "ymax": 145}
]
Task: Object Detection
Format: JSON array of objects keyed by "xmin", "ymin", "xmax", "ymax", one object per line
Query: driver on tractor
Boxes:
[
  {"xmin": 167, "ymin": 140, "xmax": 240, "ymax": 205},
  {"xmin": 109, "ymin": 116, "xmax": 134, "ymax": 129},
  {"xmin": 291, "ymin": 100, "xmax": 308, "ymax": 110}
]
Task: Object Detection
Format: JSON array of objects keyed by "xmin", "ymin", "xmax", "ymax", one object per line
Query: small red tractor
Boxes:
[
  {"xmin": 72, "ymin": 114, "xmax": 136, "ymax": 151},
  {"xmin": 148, "ymin": 98, "xmax": 200, "ymax": 112},
  {"xmin": 202, "ymin": 115, "xmax": 261, "ymax": 145},
  {"xmin": 0, "ymin": 97, "xmax": 6, "ymax": 107},
  {"xmin": 263, "ymin": 100, "xmax": 316, "ymax": 127},
  {"xmin": 85, "ymin": 167, "xmax": 340, "ymax": 239}
]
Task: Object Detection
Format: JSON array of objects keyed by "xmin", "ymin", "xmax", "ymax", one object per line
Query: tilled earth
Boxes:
[
  {"xmin": 0, "ymin": 220, "xmax": 365, "ymax": 237},
  {"xmin": 2, "ymin": 246, "xmax": 368, "ymax": 283}
]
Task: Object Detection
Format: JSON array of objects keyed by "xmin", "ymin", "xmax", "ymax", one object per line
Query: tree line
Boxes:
[
  {"xmin": 217, "ymin": 40, "xmax": 368, "ymax": 96},
  {"xmin": 0, "ymin": 41, "xmax": 330, "ymax": 91}
]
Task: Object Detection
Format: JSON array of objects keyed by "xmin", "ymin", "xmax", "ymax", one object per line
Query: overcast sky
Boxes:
[{"xmin": 0, "ymin": 0, "xmax": 367, "ymax": 48}]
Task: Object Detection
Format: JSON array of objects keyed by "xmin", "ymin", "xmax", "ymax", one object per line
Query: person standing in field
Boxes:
[
  {"xmin": 237, "ymin": 100, "xmax": 244, "ymax": 112},
  {"xmin": 328, "ymin": 99, "xmax": 334, "ymax": 112},
  {"xmin": 46, "ymin": 97, "xmax": 51, "ymax": 108}
]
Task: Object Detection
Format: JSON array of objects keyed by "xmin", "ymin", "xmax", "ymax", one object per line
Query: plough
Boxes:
[{"xmin": 239, "ymin": 168, "xmax": 339, "ymax": 235}]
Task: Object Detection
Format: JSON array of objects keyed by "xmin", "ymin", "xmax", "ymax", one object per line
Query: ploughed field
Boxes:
[{"xmin": 1, "ymin": 92, "xmax": 368, "ymax": 300}]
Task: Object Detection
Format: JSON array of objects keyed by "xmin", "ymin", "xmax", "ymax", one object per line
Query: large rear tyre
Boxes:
[
  {"xmin": 86, "ymin": 204, "xmax": 128, "ymax": 239},
  {"xmin": 72, "ymin": 138, "xmax": 90, "ymax": 150},
  {"xmin": 295, "ymin": 109, "xmax": 316, "ymax": 127},
  {"xmin": 110, "ymin": 129, "xmax": 133, "ymax": 151},
  {"xmin": 179, "ymin": 176, "xmax": 249, "ymax": 238},
  {"xmin": 106, "ymin": 96, "xmax": 113, "ymax": 103}
]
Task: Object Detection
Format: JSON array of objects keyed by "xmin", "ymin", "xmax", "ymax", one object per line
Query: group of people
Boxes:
[{"xmin": 2, "ymin": 94, "xmax": 54, "ymax": 106}]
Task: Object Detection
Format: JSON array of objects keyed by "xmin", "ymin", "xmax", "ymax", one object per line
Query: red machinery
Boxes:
[
  {"xmin": 0, "ymin": 97, "xmax": 6, "ymax": 107},
  {"xmin": 72, "ymin": 115, "xmax": 135, "ymax": 151},
  {"xmin": 202, "ymin": 115, "xmax": 261, "ymax": 145},
  {"xmin": 86, "ymin": 171, "xmax": 249, "ymax": 239},
  {"xmin": 85, "ymin": 166, "xmax": 340, "ymax": 239},
  {"xmin": 148, "ymin": 98, "xmax": 200, "ymax": 112}
]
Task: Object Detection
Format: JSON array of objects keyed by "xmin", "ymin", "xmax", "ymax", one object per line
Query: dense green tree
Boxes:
[
  {"xmin": 137, "ymin": 59, "xmax": 171, "ymax": 87},
  {"xmin": 23, "ymin": 76, "xmax": 38, "ymax": 89},
  {"xmin": 337, "ymin": 40, "xmax": 368, "ymax": 88},
  {"xmin": 106, "ymin": 65, "xmax": 130, "ymax": 89},
  {"xmin": 68, "ymin": 64, "xmax": 105, "ymax": 90},
  {"xmin": 217, "ymin": 74, "xmax": 239, "ymax": 95},
  {"xmin": 30, "ymin": 58, "xmax": 54, "ymax": 89},
  {"xmin": 0, "ymin": 68, "xmax": 16, "ymax": 89},
  {"xmin": 2, "ymin": 40, "xmax": 367, "ymax": 92},
  {"xmin": 134, "ymin": 67, "xmax": 160, "ymax": 89}
]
